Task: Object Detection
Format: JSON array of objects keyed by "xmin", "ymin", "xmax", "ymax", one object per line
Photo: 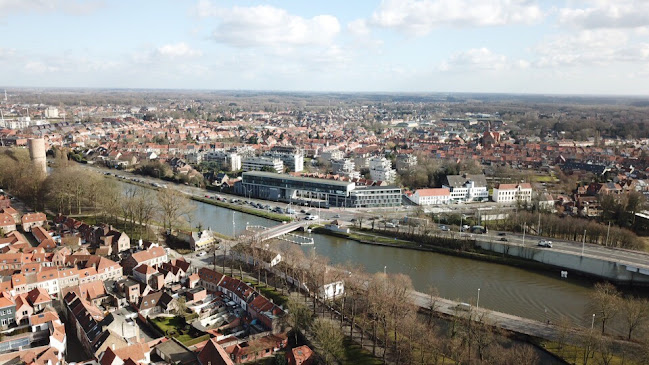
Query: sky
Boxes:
[{"xmin": 1, "ymin": 0, "xmax": 649, "ymax": 95}]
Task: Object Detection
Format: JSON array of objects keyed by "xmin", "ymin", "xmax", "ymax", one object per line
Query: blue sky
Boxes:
[{"xmin": 1, "ymin": 0, "xmax": 648, "ymax": 95}]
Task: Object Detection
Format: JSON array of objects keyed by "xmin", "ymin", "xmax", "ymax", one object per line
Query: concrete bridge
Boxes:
[{"xmin": 246, "ymin": 221, "xmax": 313, "ymax": 245}]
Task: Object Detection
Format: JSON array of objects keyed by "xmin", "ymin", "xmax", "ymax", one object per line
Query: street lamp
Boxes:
[
  {"xmin": 477, "ymin": 288, "xmax": 481, "ymax": 310},
  {"xmin": 521, "ymin": 223, "xmax": 526, "ymax": 246},
  {"xmin": 384, "ymin": 266, "xmax": 387, "ymax": 275},
  {"xmin": 591, "ymin": 313, "xmax": 596, "ymax": 329}
]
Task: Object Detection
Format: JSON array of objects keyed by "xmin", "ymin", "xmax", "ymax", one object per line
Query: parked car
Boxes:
[
  {"xmin": 538, "ymin": 240, "xmax": 553, "ymax": 248},
  {"xmin": 439, "ymin": 225, "xmax": 450, "ymax": 231}
]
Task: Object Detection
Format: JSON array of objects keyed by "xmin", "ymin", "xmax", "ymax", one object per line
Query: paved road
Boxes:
[{"xmin": 79, "ymin": 164, "xmax": 649, "ymax": 270}]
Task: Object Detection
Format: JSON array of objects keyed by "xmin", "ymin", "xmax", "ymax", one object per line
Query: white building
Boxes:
[
  {"xmin": 205, "ymin": 149, "xmax": 242, "ymax": 171},
  {"xmin": 319, "ymin": 280, "xmax": 344, "ymax": 301},
  {"xmin": 443, "ymin": 174, "xmax": 489, "ymax": 203},
  {"xmin": 44, "ymin": 107, "xmax": 59, "ymax": 119},
  {"xmin": 492, "ymin": 183, "xmax": 533, "ymax": 203},
  {"xmin": 331, "ymin": 159, "xmax": 360, "ymax": 179},
  {"xmin": 242, "ymin": 156, "xmax": 284, "ymax": 174},
  {"xmin": 264, "ymin": 146, "xmax": 304, "ymax": 172},
  {"xmin": 369, "ymin": 156, "xmax": 397, "ymax": 183},
  {"xmin": 320, "ymin": 150, "xmax": 344, "ymax": 161},
  {"xmin": 409, "ymin": 188, "xmax": 450, "ymax": 205}
]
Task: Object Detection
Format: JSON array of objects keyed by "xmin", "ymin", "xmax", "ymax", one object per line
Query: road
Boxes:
[
  {"xmin": 78, "ymin": 163, "xmax": 649, "ymax": 271},
  {"xmin": 169, "ymin": 235, "xmax": 607, "ymax": 349}
]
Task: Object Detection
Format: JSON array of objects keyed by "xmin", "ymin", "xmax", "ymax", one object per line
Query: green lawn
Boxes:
[
  {"xmin": 532, "ymin": 175, "xmax": 558, "ymax": 182},
  {"xmin": 341, "ymin": 337, "xmax": 383, "ymax": 365},
  {"xmin": 258, "ymin": 285, "xmax": 288, "ymax": 306},
  {"xmin": 150, "ymin": 316, "xmax": 207, "ymax": 346},
  {"xmin": 347, "ymin": 231, "xmax": 414, "ymax": 246},
  {"xmin": 539, "ymin": 340, "xmax": 630, "ymax": 365}
]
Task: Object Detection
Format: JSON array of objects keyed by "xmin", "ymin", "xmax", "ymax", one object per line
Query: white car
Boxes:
[
  {"xmin": 537, "ymin": 240, "xmax": 553, "ymax": 248},
  {"xmin": 197, "ymin": 251, "xmax": 207, "ymax": 256}
]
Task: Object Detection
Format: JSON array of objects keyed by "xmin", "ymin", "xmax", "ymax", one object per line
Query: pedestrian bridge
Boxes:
[{"xmin": 246, "ymin": 221, "xmax": 314, "ymax": 245}]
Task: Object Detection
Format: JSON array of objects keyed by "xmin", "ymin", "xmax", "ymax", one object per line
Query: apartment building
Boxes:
[
  {"xmin": 331, "ymin": 159, "xmax": 360, "ymax": 179},
  {"xmin": 264, "ymin": 146, "xmax": 304, "ymax": 172},
  {"xmin": 242, "ymin": 156, "xmax": 284, "ymax": 174},
  {"xmin": 368, "ymin": 156, "xmax": 397, "ymax": 183}
]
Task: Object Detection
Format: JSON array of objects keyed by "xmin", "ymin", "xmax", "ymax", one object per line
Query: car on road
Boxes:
[
  {"xmin": 333, "ymin": 214, "xmax": 340, "ymax": 218},
  {"xmin": 497, "ymin": 232, "xmax": 507, "ymax": 236},
  {"xmin": 197, "ymin": 251, "xmax": 207, "ymax": 257},
  {"xmin": 439, "ymin": 225, "xmax": 450, "ymax": 231},
  {"xmin": 300, "ymin": 209, "xmax": 307, "ymax": 213},
  {"xmin": 538, "ymin": 240, "xmax": 553, "ymax": 248},
  {"xmin": 385, "ymin": 222, "xmax": 397, "ymax": 228},
  {"xmin": 500, "ymin": 237, "xmax": 508, "ymax": 242}
]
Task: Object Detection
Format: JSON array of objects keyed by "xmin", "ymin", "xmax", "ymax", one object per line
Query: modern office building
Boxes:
[
  {"xmin": 348, "ymin": 186, "xmax": 402, "ymax": 208},
  {"xmin": 238, "ymin": 171, "xmax": 401, "ymax": 208},
  {"xmin": 242, "ymin": 156, "xmax": 285, "ymax": 174}
]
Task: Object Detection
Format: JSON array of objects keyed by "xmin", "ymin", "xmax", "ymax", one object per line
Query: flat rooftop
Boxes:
[{"xmin": 242, "ymin": 171, "xmax": 355, "ymax": 188}]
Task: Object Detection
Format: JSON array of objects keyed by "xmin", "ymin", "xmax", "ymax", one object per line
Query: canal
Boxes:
[
  {"xmin": 186, "ymin": 188, "xmax": 595, "ymax": 325},
  {"xmin": 116, "ymin": 180, "xmax": 597, "ymax": 326}
]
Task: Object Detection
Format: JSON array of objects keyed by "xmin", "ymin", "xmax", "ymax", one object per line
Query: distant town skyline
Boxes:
[{"xmin": 1, "ymin": 0, "xmax": 649, "ymax": 95}]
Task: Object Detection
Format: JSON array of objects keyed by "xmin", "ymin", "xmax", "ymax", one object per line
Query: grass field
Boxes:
[
  {"xmin": 539, "ymin": 339, "xmax": 631, "ymax": 365},
  {"xmin": 532, "ymin": 175, "xmax": 558, "ymax": 182},
  {"xmin": 150, "ymin": 316, "xmax": 208, "ymax": 346},
  {"xmin": 341, "ymin": 337, "xmax": 383, "ymax": 365}
]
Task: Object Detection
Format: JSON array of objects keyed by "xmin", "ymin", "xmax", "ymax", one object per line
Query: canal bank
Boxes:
[
  {"xmin": 110, "ymin": 176, "xmax": 598, "ymax": 325},
  {"xmin": 311, "ymin": 227, "xmax": 559, "ymax": 274},
  {"xmin": 314, "ymin": 226, "xmax": 649, "ymax": 286}
]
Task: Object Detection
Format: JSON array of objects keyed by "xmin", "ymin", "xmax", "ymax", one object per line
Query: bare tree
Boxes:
[
  {"xmin": 589, "ymin": 282, "xmax": 621, "ymax": 334},
  {"xmin": 133, "ymin": 188, "xmax": 157, "ymax": 239},
  {"xmin": 286, "ymin": 294, "xmax": 312, "ymax": 344},
  {"xmin": 311, "ymin": 318, "xmax": 344, "ymax": 365},
  {"xmin": 156, "ymin": 188, "xmax": 194, "ymax": 232},
  {"xmin": 620, "ymin": 297, "xmax": 649, "ymax": 341}
]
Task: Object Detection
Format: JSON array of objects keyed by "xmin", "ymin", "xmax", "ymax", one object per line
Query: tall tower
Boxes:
[{"xmin": 28, "ymin": 138, "xmax": 47, "ymax": 176}]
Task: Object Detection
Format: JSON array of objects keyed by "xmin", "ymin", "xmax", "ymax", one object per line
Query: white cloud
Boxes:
[
  {"xmin": 439, "ymin": 48, "xmax": 512, "ymax": 71},
  {"xmin": 156, "ymin": 43, "xmax": 203, "ymax": 58},
  {"xmin": 0, "ymin": 48, "xmax": 15, "ymax": 59},
  {"xmin": 370, "ymin": 0, "xmax": 544, "ymax": 36},
  {"xmin": 531, "ymin": 29, "xmax": 649, "ymax": 67},
  {"xmin": 559, "ymin": 1, "xmax": 649, "ymax": 29},
  {"xmin": 202, "ymin": 4, "xmax": 340, "ymax": 48},
  {"xmin": 348, "ymin": 19, "xmax": 371, "ymax": 37},
  {"xmin": 24, "ymin": 61, "xmax": 59, "ymax": 73}
]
